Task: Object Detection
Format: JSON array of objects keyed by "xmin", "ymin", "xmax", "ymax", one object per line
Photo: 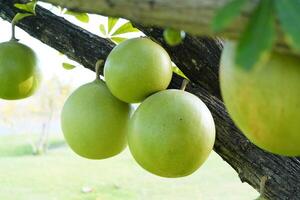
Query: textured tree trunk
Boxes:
[{"xmin": 0, "ymin": 1, "xmax": 300, "ymax": 199}]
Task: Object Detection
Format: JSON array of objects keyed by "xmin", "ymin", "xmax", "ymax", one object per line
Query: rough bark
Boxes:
[
  {"xmin": 0, "ymin": 1, "xmax": 300, "ymax": 199},
  {"xmin": 38, "ymin": 0, "xmax": 296, "ymax": 56}
]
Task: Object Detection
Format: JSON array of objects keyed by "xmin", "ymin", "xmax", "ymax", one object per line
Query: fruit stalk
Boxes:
[
  {"xmin": 95, "ymin": 59, "xmax": 104, "ymax": 80},
  {"xmin": 180, "ymin": 79, "xmax": 189, "ymax": 91},
  {"xmin": 10, "ymin": 20, "xmax": 17, "ymax": 41}
]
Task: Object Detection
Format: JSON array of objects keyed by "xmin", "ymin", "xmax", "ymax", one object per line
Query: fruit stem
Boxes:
[
  {"xmin": 95, "ymin": 59, "xmax": 104, "ymax": 80},
  {"xmin": 10, "ymin": 21, "xmax": 18, "ymax": 41},
  {"xmin": 180, "ymin": 79, "xmax": 189, "ymax": 91}
]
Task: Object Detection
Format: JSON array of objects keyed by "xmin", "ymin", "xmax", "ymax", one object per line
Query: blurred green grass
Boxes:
[{"xmin": 0, "ymin": 134, "xmax": 258, "ymax": 200}]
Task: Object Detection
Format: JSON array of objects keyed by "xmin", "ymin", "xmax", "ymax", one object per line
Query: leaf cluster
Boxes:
[
  {"xmin": 13, "ymin": 0, "xmax": 37, "ymax": 24},
  {"xmin": 99, "ymin": 17, "xmax": 139, "ymax": 44}
]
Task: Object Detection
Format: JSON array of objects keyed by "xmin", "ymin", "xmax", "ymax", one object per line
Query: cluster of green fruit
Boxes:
[
  {"xmin": 3, "ymin": 23, "xmax": 297, "ymax": 179},
  {"xmin": 61, "ymin": 38, "xmax": 216, "ymax": 178},
  {"xmin": 220, "ymin": 42, "xmax": 300, "ymax": 156}
]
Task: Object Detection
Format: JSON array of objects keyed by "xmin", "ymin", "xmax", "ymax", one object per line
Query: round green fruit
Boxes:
[
  {"xmin": 128, "ymin": 89, "xmax": 215, "ymax": 178},
  {"xmin": 0, "ymin": 41, "xmax": 40, "ymax": 100},
  {"xmin": 61, "ymin": 79, "xmax": 131, "ymax": 159},
  {"xmin": 220, "ymin": 42, "xmax": 300, "ymax": 156},
  {"xmin": 104, "ymin": 38, "xmax": 172, "ymax": 103},
  {"xmin": 163, "ymin": 28, "xmax": 186, "ymax": 46}
]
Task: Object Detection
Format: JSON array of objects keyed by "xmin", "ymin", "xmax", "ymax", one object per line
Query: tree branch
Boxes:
[
  {"xmin": 38, "ymin": 0, "xmax": 247, "ymax": 37},
  {"xmin": 39, "ymin": 0, "xmax": 296, "ymax": 56},
  {"xmin": 0, "ymin": 0, "xmax": 115, "ymax": 72},
  {"xmin": 0, "ymin": 1, "xmax": 300, "ymax": 199}
]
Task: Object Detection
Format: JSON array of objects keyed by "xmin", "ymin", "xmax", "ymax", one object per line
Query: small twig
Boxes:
[{"xmin": 259, "ymin": 176, "xmax": 268, "ymax": 199}]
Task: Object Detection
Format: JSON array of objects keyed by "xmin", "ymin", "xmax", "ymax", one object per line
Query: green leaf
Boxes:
[
  {"xmin": 236, "ymin": 0, "xmax": 276, "ymax": 70},
  {"xmin": 107, "ymin": 17, "xmax": 119, "ymax": 34},
  {"xmin": 64, "ymin": 10, "xmax": 89, "ymax": 23},
  {"xmin": 14, "ymin": 0, "xmax": 37, "ymax": 14},
  {"xmin": 14, "ymin": 3, "xmax": 29, "ymax": 11},
  {"xmin": 274, "ymin": 0, "xmax": 300, "ymax": 52},
  {"xmin": 99, "ymin": 24, "xmax": 106, "ymax": 36},
  {"xmin": 172, "ymin": 66, "xmax": 189, "ymax": 80},
  {"xmin": 12, "ymin": 13, "xmax": 34, "ymax": 24},
  {"xmin": 62, "ymin": 62, "xmax": 76, "ymax": 70},
  {"xmin": 212, "ymin": 0, "xmax": 246, "ymax": 32},
  {"xmin": 111, "ymin": 22, "xmax": 139, "ymax": 36},
  {"xmin": 110, "ymin": 37, "xmax": 127, "ymax": 44}
]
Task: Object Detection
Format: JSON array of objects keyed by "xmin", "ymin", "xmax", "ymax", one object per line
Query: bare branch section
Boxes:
[
  {"xmin": 39, "ymin": 0, "xmax": 296, "ymax": 56},
  {"xmin": 0, "ymin": 1, "xmax": 300, "ymax": 199}
]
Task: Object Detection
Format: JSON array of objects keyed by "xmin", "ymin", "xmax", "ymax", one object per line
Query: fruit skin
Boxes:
[
  {"xmin": 0, "ymin": 41, "xmax": 40, "ymax": 100},
  {"xmin": 220, "ymin": 42, "xmax": 300, "ymax": 156},
  {"xmin": 104, "ymin": 38, "xmax": 172, "ymax": 103},
  {"xmin": 61, "ymin": 79, "xmax": 131, "ymax": 159},
  {"xmin": 163, "ymin": 28, "xmax": 186, "ymax": 46},
  {"xmin": 128, "ymin": 89, "xmax": 215, "ymax": 178}
]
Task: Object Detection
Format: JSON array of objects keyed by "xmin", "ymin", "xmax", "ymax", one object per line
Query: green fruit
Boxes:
[
  {"xmin": 0, "ymin": 41, "xmax": 40, "ymax": 100},
  {"xmin": 163, "ymin": 28, "xmax": 186, "ymax": 46},
  {"xmin": 104, "ymin": 38, "xmax": 172, "ymax": 103},
  {"xmin": 61, "ymin": 79, "xmax": 131, "ymax": 159},
  {"xmin": 220, "ymin": 42, "xmax": 300, "ymax": 156},
  {"xmin": 128, "ymin": 89, "xmax": 215, "ymax": 178}
]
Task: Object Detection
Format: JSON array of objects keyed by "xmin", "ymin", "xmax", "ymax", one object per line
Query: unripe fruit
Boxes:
[
  {"xmin": 104, "ymin": 38, "xmax": 172, "ymax": 103},
  {"xmin": 61, "ymin": 79, "xmax": 131, "ymax": 159},
  {"xmin": 0, "ymin": 41, "xmax": 40, "ymax": 100},
  {"xmin": 220, "ymin": 42, "xmax": 300, "ymax": 156},
  {"xmin": 163, "ymin": 28, "xmax": 186, "ymax": 46},
  {"xmin": 128, "ymin": 89, "xmax": 216, "ymax": 178}
]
